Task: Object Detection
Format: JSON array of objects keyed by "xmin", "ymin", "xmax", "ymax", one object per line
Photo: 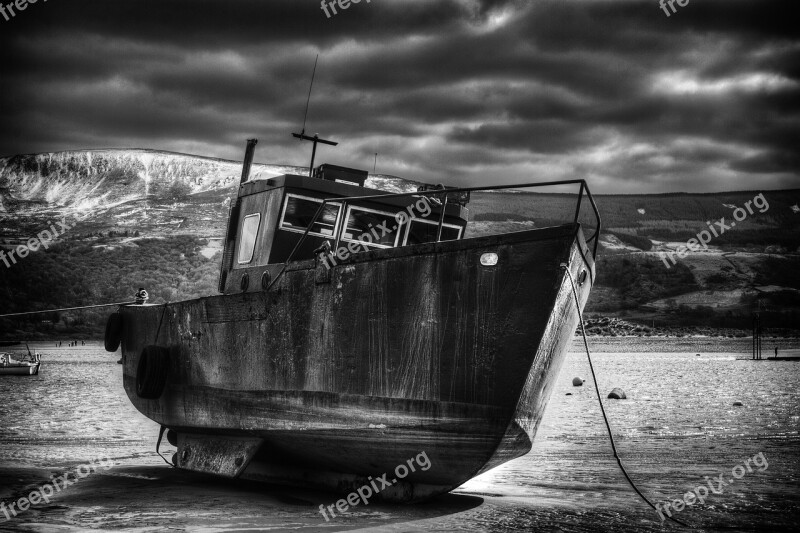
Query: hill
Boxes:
[
  {"xmin": 0, "ymin": 149, "xmax": 421, "ymax": 241},
  {"xmin": 468, "ymin": 188, "xmax": 800, "ymax": 332},
  {"xmin": 1, "ymin": 149, "xmax": 798, "ymax": 339}
]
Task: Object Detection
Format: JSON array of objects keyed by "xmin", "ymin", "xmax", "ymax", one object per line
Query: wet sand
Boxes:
[
  {"xmin": 0, "ymin": 464, "xmax": 486, "ymax": 532},
  {"xmin": 0, "ymin": 462, "xmax": 696, "ymax": 532},
  {"xmin": 2, "ymin": 451, "xmax": 796, "ymax": 533},
  {"xmin": 2, "ymin": 340, "xmax": 799, "ymax": 532}
]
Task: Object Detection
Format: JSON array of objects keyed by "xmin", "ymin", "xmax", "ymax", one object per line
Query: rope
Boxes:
[
  {"xmin": 155, "ymin": 425, "xmax": 175, "ymax": 468},
  {"xmin": 151, "ymin": 303, "xmax": 174, "ymax": 468},
  {"xmin": 153, "ymin": 302, "xmax": 169, "ymax": 345},
  {"xmin": 0, "ymin": 301, "xmax": 138, "ymax": 318},
  {"xmin": 560, "ymin": 263, "xmax": 692, "ymax": 529}
]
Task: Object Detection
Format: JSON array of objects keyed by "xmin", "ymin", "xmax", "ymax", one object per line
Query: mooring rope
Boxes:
[
  {"xmin": 151, "ymin": 302, "xmax": 175, "ymax": 468},
  {"xmin": 152, "ymin": 302, "xmax": 169, "ymax": 345},
  {"xmin": 155, "ymin": 424, "xmax": 175, "ymax": 468},
  {"xmin": 0, "ymin": 301, "xmax": 138, "ymax": 318},
  {"xmin": 561, "ymin": 263, "xmax": 692, "ymax": 529}
]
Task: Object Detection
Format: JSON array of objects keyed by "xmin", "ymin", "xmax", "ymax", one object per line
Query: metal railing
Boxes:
[{"xmin": 266, "ymin": 179, "xmax": 601, "ymax": 291}]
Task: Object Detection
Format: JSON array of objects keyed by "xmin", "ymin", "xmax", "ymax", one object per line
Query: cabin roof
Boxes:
[
  {"xmin": 239, "ymin": 174, "xmax": 469, "ymax": 216},
  {"xmin": 240, "ymin": 174, "xmax": 386, "ymax": 199}
]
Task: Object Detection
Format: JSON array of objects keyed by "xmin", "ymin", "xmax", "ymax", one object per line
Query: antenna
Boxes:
[
  {"xmin": 300, "ymin": 54, "xmax": 319, "ymax": 137},
  {"xmin": 292, "ymin": 54, "xmax": 337, "ymax": 177},
  {"xmin": 292, "ymin": 132, "xmax": 337, "ymax": 177},
  {"xmin": 373, "ymin": 152, "xmax": 377, "ymax": 173}
]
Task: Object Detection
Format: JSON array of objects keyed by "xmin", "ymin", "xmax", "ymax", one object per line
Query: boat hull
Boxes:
[
  {"xmin": 0, "ymin": 363, "xmax": 40, "ymax": 376},
  {"xmin": 119, "ymin": 224, "xmax": 594, "ymax": 499}
]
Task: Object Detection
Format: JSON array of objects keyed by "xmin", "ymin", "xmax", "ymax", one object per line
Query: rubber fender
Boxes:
[{"xmin": 136, "ymin": 345, "xmax": 170, "ymax": 399}]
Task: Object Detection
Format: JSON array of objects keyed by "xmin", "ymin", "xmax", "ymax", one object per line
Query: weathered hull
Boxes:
[{"xmin": 119, "ymin": 223, "xmax": 594, "ymax": 499}]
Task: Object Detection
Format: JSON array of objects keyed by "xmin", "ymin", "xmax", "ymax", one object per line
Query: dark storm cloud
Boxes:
[{"xmin": 0, "ymin": 0, "xmax": 797, "ymax": 192}]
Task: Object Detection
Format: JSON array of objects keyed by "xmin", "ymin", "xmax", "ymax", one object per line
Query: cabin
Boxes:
[{"xmin": 218, "ymin": 143, "xmax": 470, "ymax": 295}]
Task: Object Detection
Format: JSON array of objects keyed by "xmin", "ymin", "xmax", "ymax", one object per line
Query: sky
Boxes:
[{"xmin": 1, "ymin": 0, "xmax": 797, "ymax": 193}]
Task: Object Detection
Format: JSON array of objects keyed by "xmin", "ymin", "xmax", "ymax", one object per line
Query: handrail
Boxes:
[
  {"xmin": 267, "ymin": 179, "xmax": 601, "ymax": 291},
  {"xmin": 435, "ymin": 193, "xmax": 449, "ymax": 242}
]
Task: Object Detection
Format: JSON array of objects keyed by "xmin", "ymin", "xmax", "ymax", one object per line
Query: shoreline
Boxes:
[
  {"xmin": 4, "ymin": 337, "xmax": 800, "ymax": 354},
  {"xmin": 570, "ymin": 335, "xmax": 800, "ymax": 353}
]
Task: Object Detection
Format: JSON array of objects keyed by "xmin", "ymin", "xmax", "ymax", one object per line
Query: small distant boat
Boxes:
[{"xmin": 0, "ymin": 348, "xmax": 41, "ymax": 376}]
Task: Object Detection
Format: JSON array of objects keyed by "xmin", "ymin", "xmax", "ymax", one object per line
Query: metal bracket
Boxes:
[{"xmin": 176, "ymin": 433, "xmax": 263, "ymax": 478}]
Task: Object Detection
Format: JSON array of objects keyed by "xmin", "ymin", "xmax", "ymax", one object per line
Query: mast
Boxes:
[
  {"xmin": 292, "ymin": 54, "xmax": 337, "ymax": 176},
  {"xmin": 291, "ymin": 132, "xmax": 338, "ymax": 176}
]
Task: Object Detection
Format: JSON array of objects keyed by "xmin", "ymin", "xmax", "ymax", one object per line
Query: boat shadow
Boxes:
[{"xmin": 10, "ymin": 463, "xmax": 484, "ymax": 531}]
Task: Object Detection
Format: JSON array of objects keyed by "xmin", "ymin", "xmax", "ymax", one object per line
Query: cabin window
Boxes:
[
  {"xmin": 404, "ymin": 219, "xmax": 462, "ymax": 245},
  {"xmin": 342, "ymin": 206, "xmax": 401, "ymax": 249},
  {"xmin": 280, "ymin": 194, "xmax": 341, "ymax": 238},
  {"xmin": 237, "ymin": 213, "xmax": 261, "ymax": 264}
]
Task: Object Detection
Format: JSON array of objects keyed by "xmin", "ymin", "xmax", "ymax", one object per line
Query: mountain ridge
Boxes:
[
  {"xmin": 0, "ymin": 149, "xmax": 424, "ymax": 237},
  {"xmin": 1, "ymin": 149, "xmax": 798, "ymax": 340}
]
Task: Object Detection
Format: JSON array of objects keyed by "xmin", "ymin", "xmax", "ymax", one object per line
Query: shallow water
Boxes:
[
  {"xmin": 459, "ymin": 350, "xmax": 800, "ymax": 531},
  {"xmin": 0, "ymin": 343, "xmax": 156, "ymax": 468},
  {"xmin": 1, "ymin": 341, "xmax": 798, "ymax": 531}
]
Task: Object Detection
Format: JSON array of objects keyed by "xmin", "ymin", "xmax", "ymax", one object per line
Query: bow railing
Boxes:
[{"xmin": 267, "ymin": 179, "xmax": 601, "ymax": 291}]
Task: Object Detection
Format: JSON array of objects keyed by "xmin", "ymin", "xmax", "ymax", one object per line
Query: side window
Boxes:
[
  {"xmin": 404, "ymin": 219, "xmax": 462, "ymax": 245},
  {"xmin": 342, "ymin": 206, "xmax": 401, "ymax": 249},
  {"xmin": 237, "ymin": 213, "xmax": 261, "ymax": 264},
  {"xmin": 280, "ymin": 194, "xmax": 341, "ymax": 237}
]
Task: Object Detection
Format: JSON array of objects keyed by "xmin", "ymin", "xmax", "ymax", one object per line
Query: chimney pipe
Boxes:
[{"xmin": 240, "ymin": 139, "xmax": 258, "ymax": 185}]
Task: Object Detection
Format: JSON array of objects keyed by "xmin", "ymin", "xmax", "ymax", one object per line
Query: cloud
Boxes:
[{"xmin": 0, "ymin": 0, "xmax": 797, "ymax": 193}]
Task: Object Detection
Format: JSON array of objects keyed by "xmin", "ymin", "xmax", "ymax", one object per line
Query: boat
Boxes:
[
  {"xmin": 106, "ymin": 138, "xmax": 600, "ymax": 501},
  {"xmin": 0, "ymin": 352, "xmax": 41, "ymax": 376}
]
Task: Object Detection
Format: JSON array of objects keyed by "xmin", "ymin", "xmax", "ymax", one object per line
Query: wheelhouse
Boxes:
[{"xmin": 218, "ymin": 166, "xmax": 469, "ymax": 295}]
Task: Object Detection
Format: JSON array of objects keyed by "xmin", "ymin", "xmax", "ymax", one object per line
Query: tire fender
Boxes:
[{"xmin": 136, "ymin": 345, "xmax": 170, "ymax": 399}]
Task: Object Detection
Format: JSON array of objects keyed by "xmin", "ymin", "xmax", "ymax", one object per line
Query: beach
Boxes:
[{"xmin": 1, "ymin": 338, "xmax": 798, "ymax": 532}]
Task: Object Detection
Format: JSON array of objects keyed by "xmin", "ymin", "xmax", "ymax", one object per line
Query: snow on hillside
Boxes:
[
  {"xmin": 0, "ymin": 149, "xmax": 430, "ymax": 239},
  {"xmin": 0, "ymin": 150, "xmax": 283, "ymax": 216},
  {"xmin": 0, "ymin": 149, "xmax": 425, "ymax": 219}
]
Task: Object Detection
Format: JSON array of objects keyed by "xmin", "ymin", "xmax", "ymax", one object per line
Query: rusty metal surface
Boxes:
[
  {"xmin": 484, "ymin": 229, "xmax": 593, "ymax": 475},
  {"xmin": 119, "ymin": 223, "xmax": 593, "ymax": 490},
  {"xmin": 176, "ymin": 433, "xmax": 263, "ymax": 478}
]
